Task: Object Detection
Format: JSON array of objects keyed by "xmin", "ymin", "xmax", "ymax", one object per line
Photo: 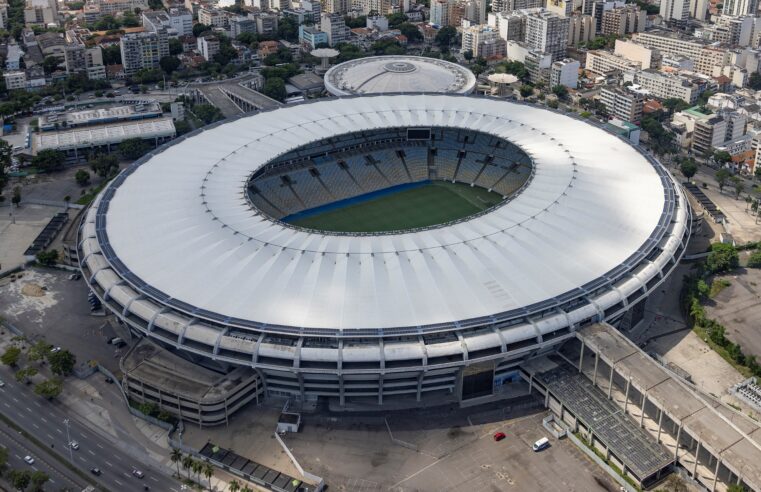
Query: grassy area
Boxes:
[
  {"xmin": 692, "ymin": 324, "xmax": 753, "ymax": 378},
  {"xmin": 75, "ymin": 180, "xmax": 109, "ymax": 205},
  {"xmin": 287, "ymin": 181, "xmax": 503, "ymax": 233}
]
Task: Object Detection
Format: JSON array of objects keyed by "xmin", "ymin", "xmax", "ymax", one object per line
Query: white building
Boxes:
[
  {"xmin": 614, "ymin": 39, "xmax": 658, "ymax": 70},
  {"xmin": 524, "ymin": 9, "xmax": 569, "ymax": 62},
  {"xmin": 169, "ymin": 7, "xmax": 193, "ymax": 37},
  {"xmin": 659, "ymin": 0, "xmax": 689, "ymax": 22},
  {"xmin": 3, "ymin": 71, "xmax": 26, "ymax": 90},
  {"xmin": 320, "ymin": 12, "xmax": 349, "ymax": 46},
  {"xmin": 197, "ymin": 34, "xmax": 220, "ymax": 61},
  {"xmin": 550, "ymin": 58, "xmax": 579, "ymax": 88},
  {"xmin": 722, "ymin": 0, "xmax": 757, "ymax": 17}
]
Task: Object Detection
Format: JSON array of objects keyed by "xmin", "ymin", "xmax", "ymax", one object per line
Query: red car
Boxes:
[{"xmin": 493, "ymin": 432, "xmax": 506, "ymax": 442}]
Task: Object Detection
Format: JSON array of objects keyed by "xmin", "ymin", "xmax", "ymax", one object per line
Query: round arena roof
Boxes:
[
  {"xmin": 324, "ymin": 56, "xmax": 477, "ymax": 96},
  {"xmin": 82, "ymin": 95, "xmax": 688, "ymax": 337}
]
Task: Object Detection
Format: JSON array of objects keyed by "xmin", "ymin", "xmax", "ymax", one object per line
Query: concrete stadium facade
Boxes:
[{"xmin": 78, "ymin": 95, "xmax": 692, "ymax": 408}]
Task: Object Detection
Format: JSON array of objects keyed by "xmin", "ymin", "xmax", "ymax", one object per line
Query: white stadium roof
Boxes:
[
  {"xmin": 33, "ymin": 117, "xmax": 176, "ymax": 152},
  {"xmin": 324, "ymin": 56, "xmax": 477, "ymax": 96},
  {"xmin": 91, "ymin": 95, "xmax": 685, "ymax": 333}
]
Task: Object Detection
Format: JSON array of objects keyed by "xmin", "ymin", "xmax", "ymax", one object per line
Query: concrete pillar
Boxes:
[
  {"xmin": 639, "ymin": 392, "xmax": 647, "ymax": 428},
  {"xmin": 693, "ymin": 441, "xmax": 702, "ymax": 477},
  {"xmin": 578, "ymin": 342, "xmax": 585, "ymax": 372},
  {"xmin": 657, "ymin": 409, "xmax": 664, "ymax": 443},
  {"xmin": 416, "ymin": 373, "xmax": 423, "ymax": 402},
  {"xmin": 607, "ymin": 365, "xmax": 614, "ymax": 399},
  {"xmin": 339, "ymin": 374, "xmax": 345, "ymax": 406},
  {"xmin": 378, "ymin": 375, "xmax": 384, "ymax": 405},
  {"xmin": 528, "ymin": 373, "xmax": 533, "ymax": 394},
  {"xmin": 674, "ymin": 424, "xmax": 682, "ymax": 463},
  {"xmin": 224, "ymin": 396, "xmax": 229, "ymax": 427},
  {"xmin": 712, "ymin": 458, "xmax": 721, "ymax": 491},
  {"xmin": 624, "ymin": 377, "xmax": 631, "ymax": 414},
  {"xmin": 593, "ymin": 351, "xmax": 599, "ymax": 386},
  {"xmin": 544, "ymin": 390, "xmax": 549, "ymax": 408}
]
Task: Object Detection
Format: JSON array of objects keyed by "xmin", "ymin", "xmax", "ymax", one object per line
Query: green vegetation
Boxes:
[
  {"xmin": 1, "ymin": 346, "xmax": 21, "ymax": 367},
  {"xmin": 573, "ymin": 432, "xmax": 641, "ymax": 491},
  {"xmin": 118, "ymin": 138, "xmax": 151, "ymax": 160},
  {"xmin": 679, "ymin": 159, "xmax": 697, "ymax": 180},
  {"xmin": 129, "ymin": 399, "xmax": 176, "ymax": 424},
  {"xmin": 75, "ymin": 169, "xmax": 91, "ymax": 186},
  {"xmin": 34, "ymin": 378, "xmax": 63, "ymax": 400},
  {"xmin": 49, "ymin": 349, "xmax": 76, "ymax": 376},
  {"xmin": 709, "ymin": 278, "xmax": 731, "ymax": 297},
  {"xmin": 35, "ymin": 249, "xmax": 59, "ymax": 266},
  {"xmin": 31, "ymin": 149, "xmax": 65, "ymax": 173},
  {"xmin": 706, "ymin": 242, "xmax": 739, "ymax": 273},
  {"xmin": 287, "ymin": 181, "xmax": 503, "ymax": 233}
]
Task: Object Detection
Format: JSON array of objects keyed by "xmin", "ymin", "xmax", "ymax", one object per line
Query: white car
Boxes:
[
  {"xmin": 0, "ymin": 379, "xmax": 5, "ymax": 387},
  {"xmin": 50, "ymin": 347, "xmax": 61, "ymax": 353},
  {"xmin": 69, "ymin": 441, "xmax": 79, "ymax": 450},
  {"xmin": 24, "ymin": 456, "xmax": 34, "ymax": 465}
]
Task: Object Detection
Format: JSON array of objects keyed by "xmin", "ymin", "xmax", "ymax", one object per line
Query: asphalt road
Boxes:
[
  {"xmin": 0, "ymin": 375, "xmax": 181, "ymax": 492},
  {"xmin": 0, "ymin": 421, "xmax": 84, "ymax": 491}
]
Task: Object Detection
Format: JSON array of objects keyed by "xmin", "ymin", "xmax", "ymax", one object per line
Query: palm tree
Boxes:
[
  {"xmin": 170, "ymin": 449, "xmax": 182, "ymax": 478},
  {"xmin": 228, "ymin": 479, "xmax": 240, "ymax": 492},
  {"xmin": 181, "ymin": 455, "xmax": 194, "ymax": 480},
  {"xmin": 241, "ymin": 486, "xmax": 253, "ymax": 492},
  {"xmin": 192, "ymin": 459, "xmax": 203, "ymax": 484},
  {"xmin": 203, "ymin": 463, "xmax": 214, "ymax": 491}
]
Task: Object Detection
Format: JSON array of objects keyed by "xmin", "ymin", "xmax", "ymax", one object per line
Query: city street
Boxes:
[{"xmin": 0, "ymin": 374, "xmax": 182, "ymax": 492}]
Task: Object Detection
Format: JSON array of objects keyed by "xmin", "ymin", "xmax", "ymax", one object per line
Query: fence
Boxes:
[
  {"xmin": 384, "ymin": 417, "xmax": 419, "ymax": 452},
  {"xmin": 273, "ymin": 432, "xmax": 325, "ymax": 488},
  {"xmin": 566, "ymin": 432, "xmax": 638, "ymax": 492}
]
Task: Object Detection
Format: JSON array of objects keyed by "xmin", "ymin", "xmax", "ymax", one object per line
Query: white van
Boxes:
[{"xmin": 532, "ymin": 437, "xmax": 550, "ymax": 452}]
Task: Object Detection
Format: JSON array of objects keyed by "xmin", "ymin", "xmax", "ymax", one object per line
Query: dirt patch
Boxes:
[{"xmin": 21, "ymin": 283, "xmax": 46, "ymax": 297}]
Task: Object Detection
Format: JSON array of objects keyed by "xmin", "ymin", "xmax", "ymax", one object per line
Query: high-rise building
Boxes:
[
  {"xmin": 461, "ymin": 25, "xmax": 505, "ymax": 57},
  {"xmin": 690, "ymin": 0, "xmax": 709, "ymax": 20},
  {"xmin": 324, "ymin": 0, "xmax": 350, "ymax": 14},
  {"xmin": 524, "ymin": 10, "xmax": 569, "ymax": 61},
  {"xmin": 119, "ymin": 28, "xmax": 169, "ymax": 76},
  {"xmin": 659, "ymin": 0, "xmax": 689, "ymax": 22},
  {"xmin": 0, "ymin": 3, "xmax": 9, "ymax": 29},
  {"xmin": 168, "ymin": 7, "xmax": 193, "ymax": 37},
  {"xmin": 600, "ymin": 5, "xmax": 645, "ymax": 36},
  {"xmin": 430, "ymin": 0, "xmax": 453, "ymax": 26},
  {"xmin": 722, "ymin": 0, "xmax": 758, "ymax": 16},
  {"xmin": 492, "ymin": 0, "xmax": 541, "ymax": 12},
  {"xmin": 64, "ymin": 29, "xmax": 104, "ymax": 79},
  {"xmin": 567, "ymin": 13, "xmax": 595, "ymax": 46},
  {"xmin": 197, "ymin": 33, "xmax": 220, "ymax": 61},
  {"xmin": 320, "ymin": 12, "xmax": 349, "ymax": 46},
  {"xmin": 23, "ymin": 0, "xmax": 57, "ymax": 26},
  {"xmin": 489, "ymin": 11, "xmax": 526, "ymax": 41},
  {"xmin": 546, "ymin": 0, "xmax": 572, "ymax": 17}
]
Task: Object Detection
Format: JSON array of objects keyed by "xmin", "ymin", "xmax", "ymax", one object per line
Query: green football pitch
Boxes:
[{"xmin": 287, "ymin": 181, "xmax": 504, "ymax": 233}]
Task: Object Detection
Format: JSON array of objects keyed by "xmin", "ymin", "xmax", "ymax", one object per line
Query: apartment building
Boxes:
[
  {"xmin": 722, "ymin": 0, "xmax": 758, "ymax": 17},
  {"xmin": 524, "ymin": 9, "xmax": 569, "ymax": 61},
  {"xmin": 169, "ymin": 7, "xmax": 193, "ymax": 37},
  {"xmin": 198, "ymin": 7, "xmax": 230, "ymax": 28},
  {"xmin": 600, "ymin": 5, "xmax": 645, "ymax": 36},
  {"xmin": 614, "ymin": 39, "xmax": 659, "ymax": 69},
  {"xmin": 197, "ymin": 33, "xmax": 220, "ymax": 61},
  {"xmin": 462, "ymin": 25, "xmax": 506, "ymax": 58},
  {"xmin": 599, "ymin": 85, "xmax": 644, "ymax": 122},
  {"xmin": 119, "ymin": 28, "xmax": 169, "ymax": 76},
  {"xmin": 320, "ymin": 12, "xmax": 349, "ymax": 46},
  {"xmin": 550, "ymin": 58, "xmax": 579, "ymax": 88},
  {"xmin": 628, "ymin": 69, "xmax": 702, "ymax": 104},
  {"xmin": 659, "ymin": 0, "xmax": 689, "ymax": 22},
  {"xmin": 64, "ymin": 29, "xmax": 105, "ymax": 79},
  {"xmin": 567, "ymin": 13, "xmax": 595, "ymax": 46},
  {"xmin": 585, "ymin": 50, "xmax": 641, "ymax": 75},
  {"xmin": 23, "ymin": 0, "xmax": 56, "ymax": 26},
  {"xmin": 230, "ymin": 16, "xmax": 257, "ymax": 38},
  {"xmin": 489, "ymin": 11, "xmax": 526, "ymax": 41},
  {"xmin": 323, "ymin": 0, "xmax": 350, "ymax": 14}
]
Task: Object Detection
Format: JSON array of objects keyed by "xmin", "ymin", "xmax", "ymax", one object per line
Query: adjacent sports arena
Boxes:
[{"xmin": 79, "ymin": 94, "xmax": 691, "ymax": 409}]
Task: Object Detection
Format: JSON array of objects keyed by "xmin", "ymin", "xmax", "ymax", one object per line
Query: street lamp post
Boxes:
[{"xmin": 63, "ymin": 419, "xmax": 73, "ymax": 463}]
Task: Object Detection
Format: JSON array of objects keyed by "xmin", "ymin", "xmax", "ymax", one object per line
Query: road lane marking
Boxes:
[
  {"xmin": 79, "ymin": 457, "xmax": 86, "ymax": 463},
  {"xmin": 88, "ymin": 450, "xmax": 95, "ymax": 456},
  {"xmin": 12, "ymin": 397, "xmax": 18, "ymax": 403},
  {"xmin": 149, "ymin": 477, "xmax": 158, "ymax": 482},
  {"xmin": 55, "ymin": 429, "xmax": 62, "ymax": 434},
  {"xmin": 80, "ymin": 432, "xmax": 89, "ymax": 439},
  {"xmin": 2, "ymin": 403, "xmax": 9, "ymax": 408},
  {"xmin": 105, "ymin": 461, "xmax": 113, "ymax": 467},
  {"xmin": 46, "ymin": 434, "xmax": 53, "ymax": 440},
  {"xmin": 112, "ymin": 454, "xmax": 121, "ymax": 461},
  {"xmin": 34, "ymin": 402, "xmax": 41, "ymax": 408},
  {"xmin": 26, "ymin": 407, "xmax": 31, "ymax": 412},
  {"xmin": 114, "ymin": 479, "xmax": 123, "ymax": 486},
  {"xmin": 31, "ymin": 424, "xmax": 39, "ymax": 429},
  {"xmin": 96, "ymin": 443, "xmax": 104, "ymax": 449},
  {"xmin": 40, "ymin": 417, "xmax": 47, "ymax": 423}
]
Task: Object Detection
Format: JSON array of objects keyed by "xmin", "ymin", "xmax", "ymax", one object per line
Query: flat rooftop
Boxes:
[
  {"xmin": 122, "ymin": 339, "xmax": 255, "ymax": 402},
  {"xmin": 32, "ymin": 117, "xmax": 175, "ymax": 152},
  {"xmin": 577, "ymin": 324, "xmax": 761, "ymax": 490}
]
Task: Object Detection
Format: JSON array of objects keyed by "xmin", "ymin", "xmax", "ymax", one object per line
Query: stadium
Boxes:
[{"xmin": 79, "ymin": 94, "xmax": 691, "ymax": 409}]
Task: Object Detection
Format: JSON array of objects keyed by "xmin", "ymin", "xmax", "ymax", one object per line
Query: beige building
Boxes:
[
  {"xmin": 614, "ymin": 39, "xmax": 658, "ymax": 70},
  {"xmin": 567, "ymin": 14, "xmax": 595, "ymax": 46},
  {"xmin": 599, "ymin": 86, "xmax": 644, "ymax": 123},
  {"xmin": 585, "ymin": 50, "xmax": 641, "ymax": 75}
]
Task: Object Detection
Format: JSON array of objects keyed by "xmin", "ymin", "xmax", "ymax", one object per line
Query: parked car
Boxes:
[
  {"xmin": 24, "ymin": 456, "xmax": 34, "ymax": 465},
  {"xmin": 132, "ymin": 469, "xmax": 144, "ymax": 479},
  {"xmin": 493, "ymin": 432, "xmax": 506, "ymax": 442},
  {"xmin": 50, "ymin": 347, "xmax": 61, "ymax": 353},
  {"xmin": 91, "ymin": 468, "xmax": 102, "ymax": 476},
  {"xmin": 0, "ymin": 379, "xmax": 5, "ymax": 387},
  {"xmin": 69, "ymin": 441, "xmax": 79, "ymax": 450}
]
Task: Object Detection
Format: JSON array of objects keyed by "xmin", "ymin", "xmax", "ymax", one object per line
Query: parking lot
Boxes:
[{"xmin": 0, "ymin": 266, "xmax": 123, "ymax": 372}]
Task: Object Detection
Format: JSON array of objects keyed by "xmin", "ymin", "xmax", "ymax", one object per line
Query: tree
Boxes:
[
  {"xmin": 496, "ymin": 60, "xmax": 528, "ymax": 81},
  {"xmin": 731, "ymin": 175, "xmax": 745, "ymax": 198},
  {"xmin": 680, "ymin": 160, "xmax": 697, "ymax": 180},
  {"xmin": 663, "ymin": 474, "xmax": 688, "ymax": 492},
  {"xmin": 551, "ymin": 84, "xmax": 568, "ymax": 100},
  {"xmin": 749, "ymin": 72, "xmax": 761, "ymax": 91},
  {"xmin": 398, "ymin": 22, "xmax": 422, "ymax": 42},
  {"xmin": 203, "ymin": 462, "xmax": 214, "ymax": 491},
  {"xmin": 663, "ymin": 98, "xmax": 689, "ymax": 114},
  {"xmin": 714, "ymin": 150, "xmax": 732, "ymax": 164},
  {"xmin": 9, "ymin": 469, "xmax": 31, "ymax": 490},
  {"xmin": 387, "ymin": 12, "xmax": 408, "ymax": 28},
  {"xmin": 170, "ymin": 449, "xmax": 182, "ymax": 478},
  {"xmin": 101, "ymin": 44, "xmax": 122, "ymax": 65},
  {"xmin": 27, "ymin": 340, "xmax": 51, "ymax": 363},
  {"xmin": 75, "ymin": 168, "xmax": 90, "ymax": 186},
  {"xmin": 15, "ymin": 366, "xmax": 38, "ymax": 384},
  {"xmin": 716, "ymin": 168, "xmax": 731, "ymax": 193},
  {"xmin": 0, "ymin": 446, "xmax": 8, "ymax": 476},
  {"xmin": 262, "ymin": 77, "xmax": 287, "ymax": 102},
  {"xmin": 0, "ymin": 139, "xmax": 12, "ymax": 200},
  {"xmin": 48, "ymin": 349, "xmax": 76, "ymax": 376},
  {"xmin": 36, "ymin": 249, "xmax": 58, "ymax": 266},
  {"xmin": 748, "ymin": 250, "xmax": 761, "ymax": 268},
  {"xmin": 519, "ymin": 85, "xmax": 533, "ymax": 98},
  {"xmin": 42, "ymin": 55, "xmax": 60, "ymax": 74},
  {"xmin": 193, "ymin": 104, "xmax": 223, "ymax": 124},
  {"xmin": 435, "ymin": 26, "xmax": 457, "ymax": 51},
  {"xmin": 182, "ymin": 455, "xmax": 194, "ymax": 479},
  {"xmin": 118, "ymin": 138, "xmax": 151, "ymax": 160},
  {"xmin": 229, "ymin": 479, "xmax": 241, "ymax": 492},
  {"xmin": 193, "ymin": 23, "xmax": 211, "ymax": 37},
  {"xmin": 706, "ymin": 242, "xmax": 739, "ymax": 274},
  {"xmin": 192, "ymin": 459, "xmax": 203, "ymax": 483},
  {"xmin": 31, "ymin": 149, "xmax": 65, "ymax": 173},
  {"xmin": 34, "ymin": 378, "xmax": 63, "ymax": 399},
  {"xmin": 727, "ymin": 485, "xmax": 746, "ymax": 492},
  {"xmin": 1, "ymin": 346, "xmax": 22, "ymax": 367},
  {"xmin": 160, "ymin": 55, "xmax": 181, "ymax": 75},
  {"xmin": 169, "ymin": 37, "xmax": 183, "ymax": 56},
  {"xmin": 89, "ymin": 153, "xmax": 119, "ymax": 178},
  {"xmin": 29, "ymin": 470, "xmax": 49, "ymax": 491}
]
